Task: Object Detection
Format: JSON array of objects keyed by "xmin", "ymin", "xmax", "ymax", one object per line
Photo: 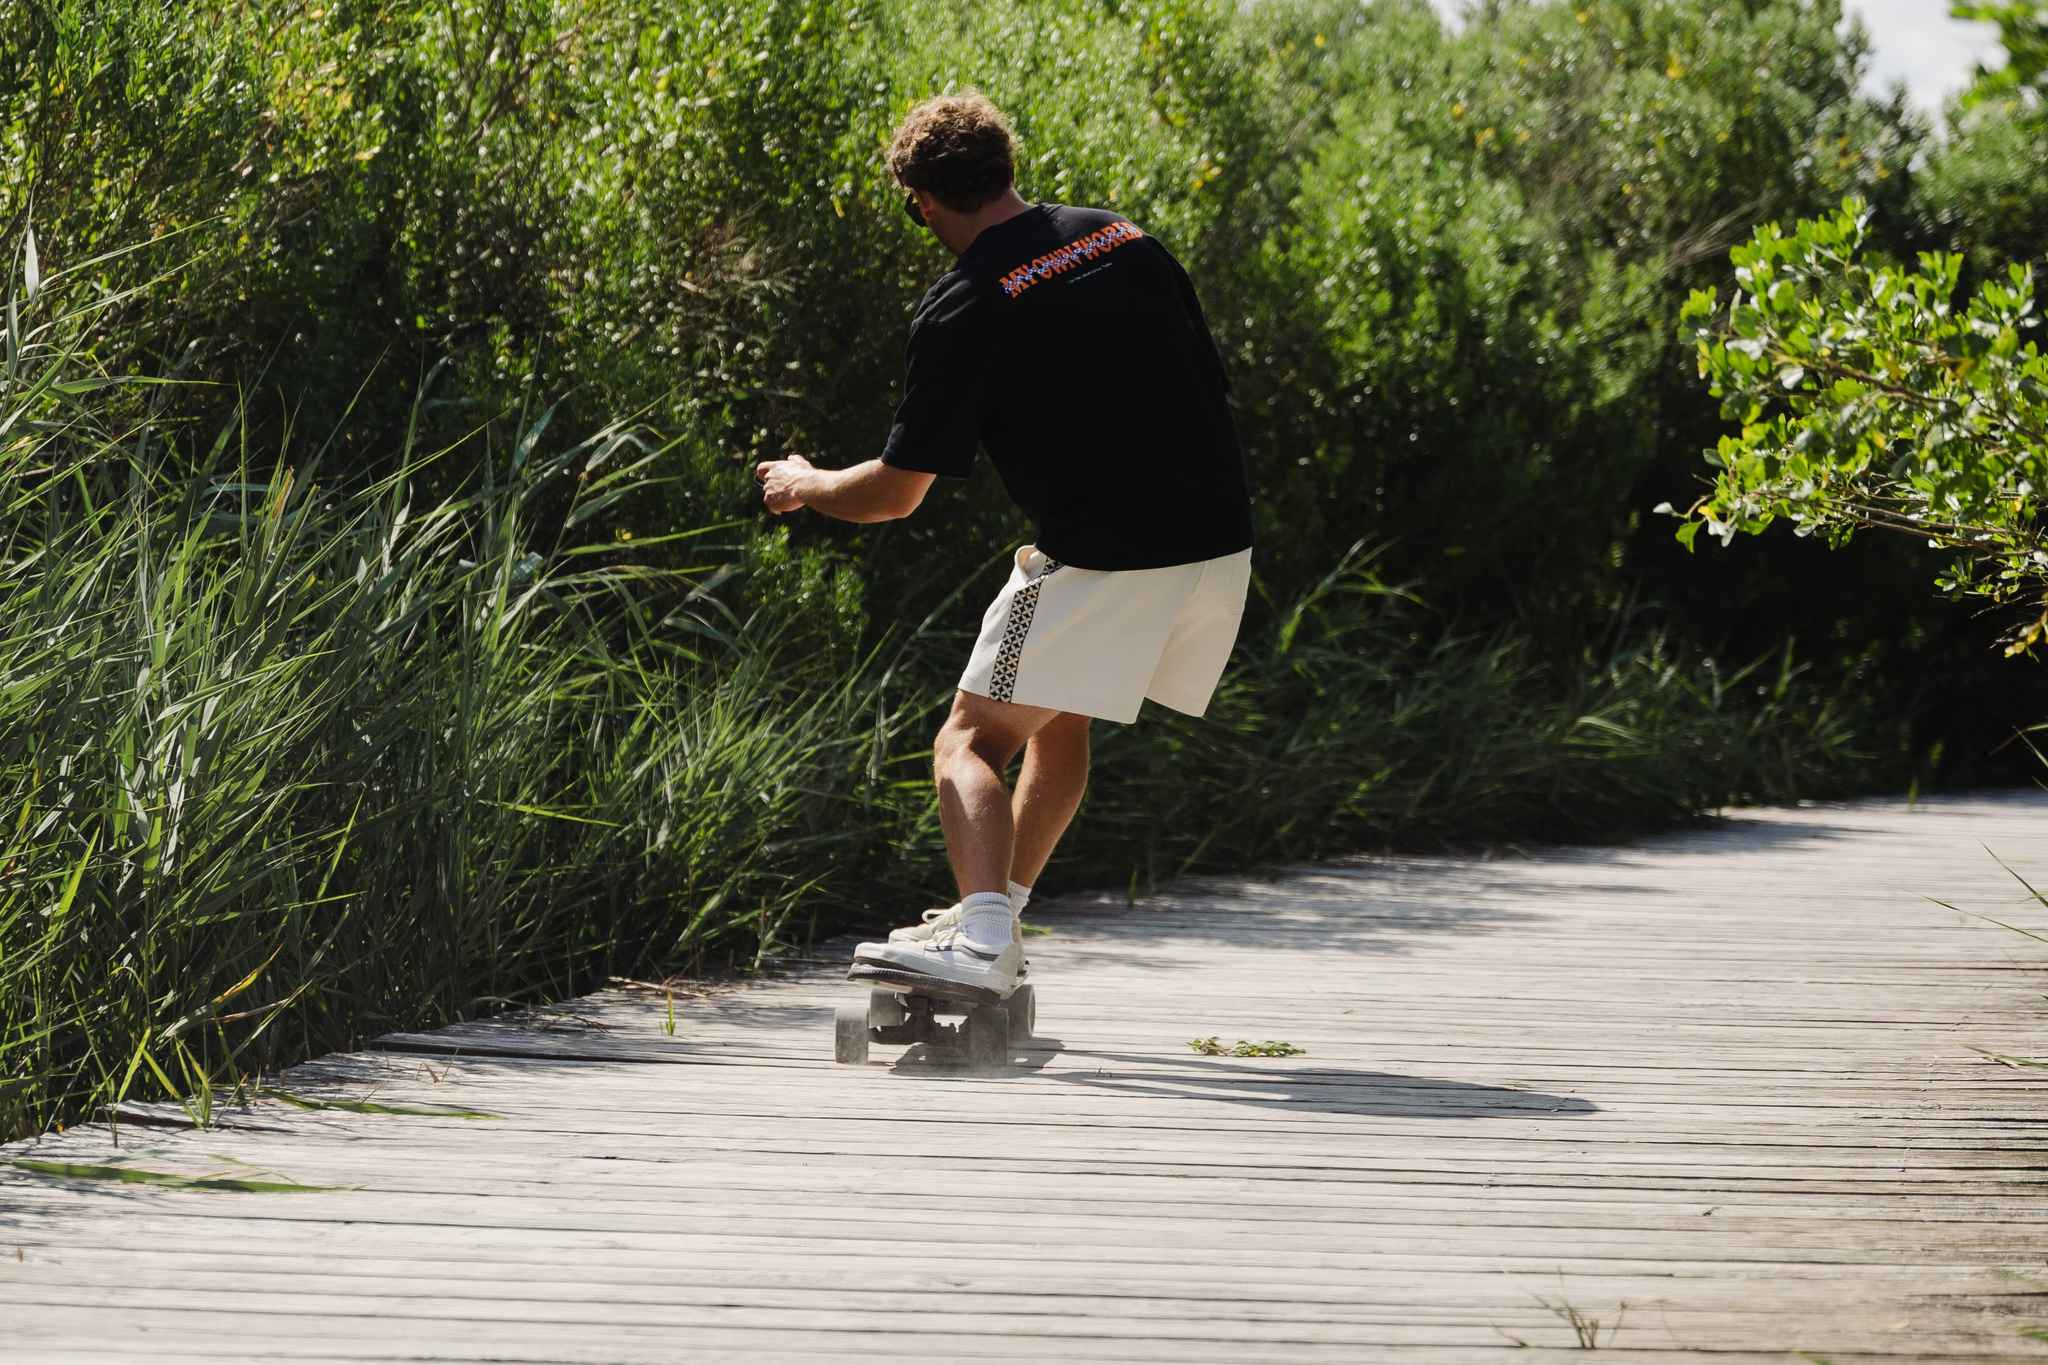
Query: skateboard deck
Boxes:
[{"xmin": 846, "ymin": 961, "xmax": 1009, "ymax": 1009}]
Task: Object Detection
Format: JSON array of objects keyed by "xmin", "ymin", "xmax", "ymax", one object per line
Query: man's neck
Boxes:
[{"xmin": 938, "ymin": 189, "xmax": 1034, "ymax": 258}]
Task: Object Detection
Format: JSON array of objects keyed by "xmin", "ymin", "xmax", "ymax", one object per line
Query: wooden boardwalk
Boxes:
[{"xmin": 5, "ymin": 792, "xmax": 2048, "ymax": 1362}]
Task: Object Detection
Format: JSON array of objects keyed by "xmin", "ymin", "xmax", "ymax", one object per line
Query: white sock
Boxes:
[
  {"xmin": 960, "ymin": 891, "xmax": 1014, "ymax": 949},
  {"xmin": 1007, "ymin": 880, "xmax": 1033, "ymax": 919}
]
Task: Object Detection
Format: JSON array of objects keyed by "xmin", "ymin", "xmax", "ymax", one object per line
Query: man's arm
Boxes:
[{"xmin": 754, "ymin": 454, "xmax": 934, "ymax": 523}]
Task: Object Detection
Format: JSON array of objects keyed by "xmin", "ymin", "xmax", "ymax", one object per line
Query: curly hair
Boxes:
[{"xmin": 886, "ymin": 91, "xmax": 1016, "ymax": 212}]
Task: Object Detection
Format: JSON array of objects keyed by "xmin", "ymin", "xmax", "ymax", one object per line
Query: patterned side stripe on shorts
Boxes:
[{"xmin": 988, "ymin": 559, "xmax": 1062, "ymax": 704}]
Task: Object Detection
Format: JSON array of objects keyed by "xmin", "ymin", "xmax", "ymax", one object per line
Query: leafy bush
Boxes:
[
  {"xmin": 0, "ymin": 0, "xmax": 1979, "ymax": 639},
  {"xmin": 1260, "ymin": 93, "xmax": 1664, "ymax": 610},
  {"xmin": 1679, "ymin": 200, "xmax": 2048, "ymax": 652}
]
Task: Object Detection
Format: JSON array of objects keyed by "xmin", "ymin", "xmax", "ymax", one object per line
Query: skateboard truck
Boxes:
[{"xmin": 835, "ymin": 965, "xmax": 1035, "ymax": 1067}]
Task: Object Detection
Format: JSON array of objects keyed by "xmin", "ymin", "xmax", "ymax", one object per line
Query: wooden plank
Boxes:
[
  {"xmin": 5, "ymin": 793, "xmax": 2048, "ymax": 1360},
  {"xmin": 3, "ymin": 1298, "xmax": 2042, "ymax": 1356}
]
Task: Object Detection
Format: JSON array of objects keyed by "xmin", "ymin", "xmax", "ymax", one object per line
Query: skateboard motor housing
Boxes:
[{"xmin": 835, "ymin": 969, "xmax": 1035, "ymax": 1067}]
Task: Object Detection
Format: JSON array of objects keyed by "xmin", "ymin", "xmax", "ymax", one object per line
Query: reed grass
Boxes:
[{"xmin": 0, "ymin": 248, "xmax": 924, "ymax": 1137}]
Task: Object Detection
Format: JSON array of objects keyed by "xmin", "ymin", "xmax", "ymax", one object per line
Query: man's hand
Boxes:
[
  {"xmin": 754, "ymin": 453, "xmax": 816, "ymax": 515},
  {"xmin": 751, "ymin": 456, "xmax": 933, "ymax": 523}
]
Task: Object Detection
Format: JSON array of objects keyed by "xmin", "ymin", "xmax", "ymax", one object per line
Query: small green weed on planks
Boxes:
[{"xmin": 1188, "ymin": 1037, "xmax": 1305, "ymax": 1058}]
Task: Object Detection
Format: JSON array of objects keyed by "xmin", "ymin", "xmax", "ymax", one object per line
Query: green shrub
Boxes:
[{"xmin": 1679, "ymin": 199, "xmax": 2048, "ymax": 652}]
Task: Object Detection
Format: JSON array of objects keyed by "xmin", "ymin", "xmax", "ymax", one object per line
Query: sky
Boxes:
[
  {"xmin": 1846, "ymin": 0, "xmax": 2005, "ymax": 113},
  {"xmin": 1430, "ymin": 1, "xmax": 2007, "ymax": 116}
]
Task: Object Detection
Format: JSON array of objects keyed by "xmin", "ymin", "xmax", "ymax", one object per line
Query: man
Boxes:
[{"xmin": 754, "ymin": 91, "xmax": 1253, "ymax": 999}]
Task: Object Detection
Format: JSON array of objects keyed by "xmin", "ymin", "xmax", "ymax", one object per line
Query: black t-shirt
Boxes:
[{"xmin": 881, "ymin": 203, "xmax": 1254, "ymax": 572}]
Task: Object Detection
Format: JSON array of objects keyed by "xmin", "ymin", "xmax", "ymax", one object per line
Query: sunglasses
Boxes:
[{"xmin": 902, "ymin": 193, "xmax": 927, "ymax": 227}]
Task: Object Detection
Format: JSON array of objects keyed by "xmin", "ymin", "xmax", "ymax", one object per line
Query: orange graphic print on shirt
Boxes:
[{"xmin": 997, "ymin": 221, "xmax": 1145, "ymax": 299}]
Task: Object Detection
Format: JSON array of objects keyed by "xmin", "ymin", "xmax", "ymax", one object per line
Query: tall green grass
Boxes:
[
  {"xmin": 1, "ymin": 246, "xmax": 1867, "ymax": 1138},
  {"xmin": 0, "ymin": 247, "xmax": 923, "ymax": 1137}
]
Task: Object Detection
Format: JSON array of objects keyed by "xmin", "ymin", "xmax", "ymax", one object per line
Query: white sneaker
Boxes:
[
  {"xmin": 885, "ymin": 903, "xmax": 1029, "ymax": 976},
  {"xmin": 854, "ymin": 915, "xmax": 1021, "ymax": 997},
  {"xmin": 888, "ymin": 902, "xmax": 1025, "ymax": 940},
  {"xmin": 888, "ymin": 905, "xmax": 961, "ymax": 944}
]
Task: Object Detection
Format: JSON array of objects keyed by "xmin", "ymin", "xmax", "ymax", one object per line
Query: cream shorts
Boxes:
[{"xmin": 958, "ymin": 544, "xmax": 1252, "ymax": 724}]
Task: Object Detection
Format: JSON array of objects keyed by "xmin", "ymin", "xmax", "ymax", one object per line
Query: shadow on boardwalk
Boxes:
[
  {"xmin": 880, "ymin": 1039, "xmax": 1597, "ymax": 1119},
  {"xmin": 1043, "ymin": 1054, "xmax": 1596, "ymax": 1119},
  {"xmin": 1043, "ymin": 805, "xmax": 1881, "ymax": 963}
]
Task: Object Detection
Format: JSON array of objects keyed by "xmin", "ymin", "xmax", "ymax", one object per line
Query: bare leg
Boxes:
[
  {"xmin": 933, "ymin": 690, "xmax": 1061, "ymax": 899},
  {"xmin": 1010, "ymin": 711, "xmax": 1089, "ymax": 887}
]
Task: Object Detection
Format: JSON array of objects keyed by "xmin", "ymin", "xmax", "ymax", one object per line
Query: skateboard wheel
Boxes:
[
  {"xmin": 966, "ymin": 1004, "xmax": 1009, "ymax": 1068},
  {"xmin": 833, "ymin": 1002, "xmax": 870, "ymax": 1065},
  {"xmin": 1006, "ymin": 984, "xmax": 1035, "ymax": 1044},
  {"xmin": 869, "ymin": 989, "xmax": 908, "ymax": 1028}
]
